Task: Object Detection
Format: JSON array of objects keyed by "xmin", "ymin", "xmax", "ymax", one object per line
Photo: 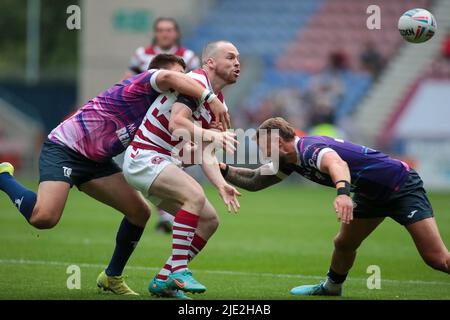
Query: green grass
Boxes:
[{"xmin": 0, "ymin": 181, "xmax": 449, "ymax": 300}]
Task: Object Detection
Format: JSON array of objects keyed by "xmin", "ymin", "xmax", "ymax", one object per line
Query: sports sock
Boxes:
[
  {"xmin": 105, "ymin": 217, "xmax": 144, "ymax": 277},
  {"xmin": 155, "ymin": 234, "xmax": 207, "ymax": 281},
  {"xmin": 171, "ymin": 209, "xmax": 199, "ymax": 273},
  {"xmin": 188, "ymin": 234, "xmax": 207, "ymax": 261},
  {"xmin": 323, "ymin": 268, "xmax": 347, "ymax": 292},
  {"xmin": 156, "ymin": 257, "xmax": 172, "ymax": 281},
  {"xmin": 0, "ymin": 173, "xmax": 36, "ymax": 222}
]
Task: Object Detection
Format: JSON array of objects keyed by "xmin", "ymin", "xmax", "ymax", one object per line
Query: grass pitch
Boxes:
[{"xmin": 0, "ymin": 179, "xmax": 449, "ymax": 300}]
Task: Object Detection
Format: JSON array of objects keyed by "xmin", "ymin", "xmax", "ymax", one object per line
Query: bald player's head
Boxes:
[
  {"xmin": 201, "ymin": 41, "xmax": 240, "ymax": 85},
  {"xmin": 201, "ymin": 40, "xmax": 234, "ymax": 65}
]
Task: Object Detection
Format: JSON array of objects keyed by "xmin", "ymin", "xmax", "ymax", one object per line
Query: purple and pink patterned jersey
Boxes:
[
  {"xmin": 280, "ymin": 136, "xmax": 410, "ymax": 201},
  {"xmin": 48, "ymin": 70, "xmax": 163, "ymax": 162}
]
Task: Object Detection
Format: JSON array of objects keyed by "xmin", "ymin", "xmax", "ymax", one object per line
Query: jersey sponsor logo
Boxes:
[
  {"xmin": 116, "ymin": 124, "xmax": 136, "ymax": 147},
  {"xmin": 63, "ymin": 166, "xmax": 72, "ymax": 178}
]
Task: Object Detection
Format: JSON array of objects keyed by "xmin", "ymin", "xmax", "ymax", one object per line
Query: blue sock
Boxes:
[
  {"xmin": 327, "ymin": 268, "xmax": 348, "ymax": 284},
  {"xmin": 0, "ymin": 173, "xmax": 36, "ymax": 222},
  {"xmin": 105, "ymin": 218, "xmax": 144, "ymax": 277}
]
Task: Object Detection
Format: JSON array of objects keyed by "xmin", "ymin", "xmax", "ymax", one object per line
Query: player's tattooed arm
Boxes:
[{"xmin": 220, "ymin": 163, "xmax": 284, "ymax": 192}]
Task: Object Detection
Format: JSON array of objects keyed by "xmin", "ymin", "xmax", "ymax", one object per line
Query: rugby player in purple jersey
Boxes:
[
  {"xmin": 220, "ymin": 117, "xmax": 449, "ymax": 296},
  {"xmin": 0, "ymin": 54, "xmax": 230, "ymax": 296}
]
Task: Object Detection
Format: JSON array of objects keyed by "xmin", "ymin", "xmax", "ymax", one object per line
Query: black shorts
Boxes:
[
  {"xmin": 39, "ymin": 138, "xmax": 121, "ymax": 188},
  {"xmin": 352, "ymin": 169, "xmax": 434, "ymax": 226}
]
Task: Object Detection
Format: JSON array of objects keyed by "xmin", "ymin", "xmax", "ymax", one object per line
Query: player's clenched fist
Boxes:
[{"xmin": 333, "ymin": 195, "xmax": 353, "ymax": 224}]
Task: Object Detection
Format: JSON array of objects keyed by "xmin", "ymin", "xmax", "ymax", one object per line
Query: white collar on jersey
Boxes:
[{"xmin": 294, "ymin": 136, "xmax": 301, "ymax": 165}]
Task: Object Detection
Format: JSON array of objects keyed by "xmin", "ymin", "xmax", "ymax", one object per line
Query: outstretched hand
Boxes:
[{"xmin": 219, "ymin": 183, "xmax": 242, "ymax": 213}]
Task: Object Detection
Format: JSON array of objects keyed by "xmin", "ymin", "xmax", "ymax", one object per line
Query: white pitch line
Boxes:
[{"xmin": 0, "ymin": 258, "xmax": 448, "ymax": 286}]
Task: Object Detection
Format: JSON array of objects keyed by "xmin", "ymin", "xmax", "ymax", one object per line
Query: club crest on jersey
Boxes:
[{"xmin": 151, "ymin": 156, "xmax": 166, "ymax": 165}]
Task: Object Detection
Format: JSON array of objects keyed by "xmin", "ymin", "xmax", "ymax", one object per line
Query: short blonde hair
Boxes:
[{"xmin": 257, "ymin": 117, "xmax": 296, "ymax": 141}]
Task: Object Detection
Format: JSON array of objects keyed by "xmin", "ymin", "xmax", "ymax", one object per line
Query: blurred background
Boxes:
[{"xmin": 1, "ymin": 0, "xmax": 450, "ymax": 189}]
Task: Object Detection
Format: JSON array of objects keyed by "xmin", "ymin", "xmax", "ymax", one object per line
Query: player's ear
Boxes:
[
  {"xmin": 278, "ymin": 136, "xmax": 283, "ymax": 148},
  {"xmin": 206, "ymin": 57, "xmax": 216, "ymax": 69}
]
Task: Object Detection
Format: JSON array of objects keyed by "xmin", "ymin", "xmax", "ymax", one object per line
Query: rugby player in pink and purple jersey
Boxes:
[{"xmin": 0, "ymin": 54, "xmax": 230, "ymax": 296}]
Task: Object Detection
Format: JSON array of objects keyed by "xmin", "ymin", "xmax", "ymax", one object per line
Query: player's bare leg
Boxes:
[
  {"xmin": 330, "ymin": 217, "xmax": 385, "ymax": 275},
  {"xmin": 291, "ymin": 217, "xmax": 384, "ymax": 296},
  {"xmin": 149, "ymin": 197, "xmax": 218, "ymax": 299},
  {"xmin": 28, "ymin": 181, "xmax": 71, "ymax": 229},
  {"xmin": 146, "ymin": 164, "xmax": 210, "ymax": 295},
  {"xmin": 79, "ymin": 172, "xmax": 150, "ymax": 227},
  {"xmin": 79, "ymin": 172, "xmax": 151, "ymax": 295},
  {"xmin": 0, "ymin": 162, "xmax": 70, "ymax": 229},
  {"xmin": 158, "ymin": 197, "xmax": 219, "ymax": 251},
  {"xmin": 406, "ymin": 217, "xmax": 450, "ymax": 274}
]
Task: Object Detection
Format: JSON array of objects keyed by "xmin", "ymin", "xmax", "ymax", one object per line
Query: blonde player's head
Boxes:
[
  {"xmin": 201, "ymin": 41, "xmax": 240, "ymax": 85},
  {"xmin": 255, "ymin": 117, "xmax": 296, "ymax": 159}
]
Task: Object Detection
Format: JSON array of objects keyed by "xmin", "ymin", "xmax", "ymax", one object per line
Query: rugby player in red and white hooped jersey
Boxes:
[
  {"xmin": 128, "ymin": 17, "xmax": 200, "ymax": 76},
  {"xmin": 0, "ymin": 54, "xmax": 230, "ymax": 296},
  {"xmin": 127, "ymin": 17, "xmax": 201, "ymax": 232},
  {"xmin": 123, "ymin": 41, "xmax": 241, "ymax": 298}
]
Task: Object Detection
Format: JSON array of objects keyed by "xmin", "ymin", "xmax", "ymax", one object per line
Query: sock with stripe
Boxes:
[
  {"xmin": 188, "ymin": 234, "xmax": 207, "ymax": 261},
  {"xmin": 0, "ymin": 173, "xmax": 36, "ymax": 222},
  {"xmin": 156, "ymin": 257, "xmax": 172, "ymax": 281},
  {"xmin": 171, "ymin": 209, "xmax": 199, "ymax": 273},
  {"xmin": 155, "ymin": 233, "xmax": 207, "ymax": 281}
]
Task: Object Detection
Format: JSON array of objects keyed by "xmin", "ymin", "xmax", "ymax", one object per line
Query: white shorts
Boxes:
[{"xmin": 123, "ymin": 146, "xmax": 181, "ymax": 205}]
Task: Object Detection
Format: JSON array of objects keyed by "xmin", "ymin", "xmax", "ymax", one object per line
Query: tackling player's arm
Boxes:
[
  {"xmin": 318, "ymin": 151, "xmax": 353, "ymax": 224},
  {"xmin": 219, "ymin": 163, "xmax": 286, "ymax": 192},
  {"xmin": 201, "ymin": 143, "xmax": 241, "ymax": 213},
  {"xmin": 169, "ymin": 101, "xmax": 240, "ymax": 213},
  {"xmin": 155, "ymin": 70, "xmax": 231, "ymax": 129},
  {"xmin": 169, "ymin": 99, "xmax": 237, "ymax": 154}
]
